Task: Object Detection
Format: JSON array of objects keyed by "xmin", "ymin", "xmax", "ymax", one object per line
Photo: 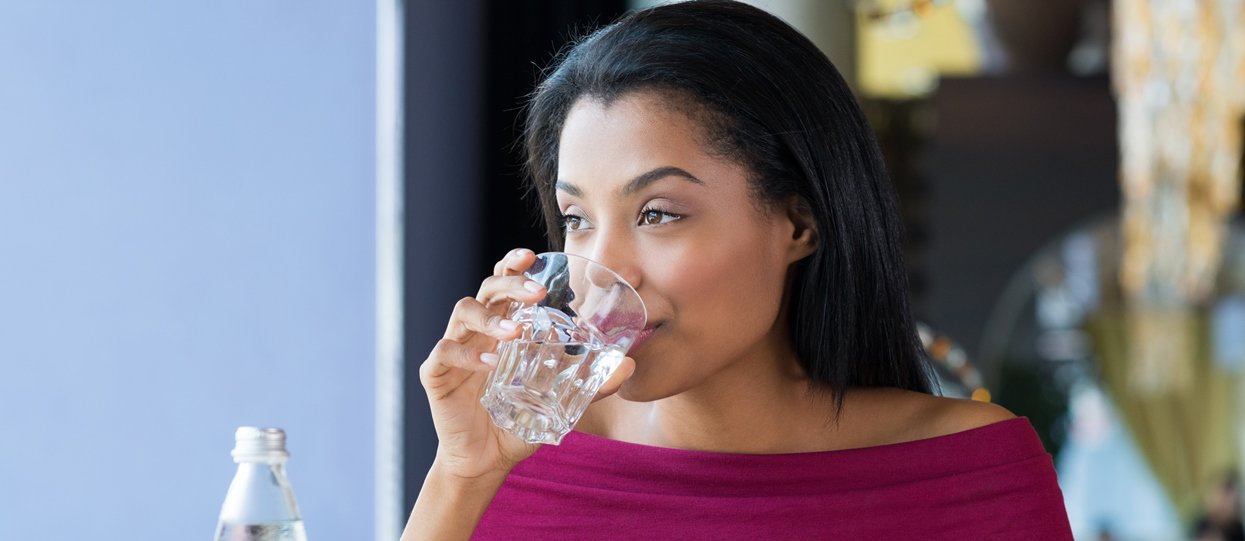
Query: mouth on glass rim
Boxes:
[{"xmin": 528, "ymin": 251, "xmax": 649, "ymax": 347}]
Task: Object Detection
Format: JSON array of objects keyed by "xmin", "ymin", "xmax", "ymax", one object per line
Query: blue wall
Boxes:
[{"xmin": 0, "ymin": 2, "xmax": 375, "ymax": 539}]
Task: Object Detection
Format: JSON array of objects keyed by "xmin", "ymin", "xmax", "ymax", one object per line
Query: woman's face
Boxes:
[{"xmin": 555, "ymin": 91, "xmax": 813, "ymax": 401}]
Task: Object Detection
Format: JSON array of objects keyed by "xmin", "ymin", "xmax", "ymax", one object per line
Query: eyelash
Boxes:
[
  {"xmin": 559, "ymin": 207, "xmax": 683, "ymax": 231},
  {"xmin": 638, "ymin": 207, "xmax": 682, "ymax": 226}
]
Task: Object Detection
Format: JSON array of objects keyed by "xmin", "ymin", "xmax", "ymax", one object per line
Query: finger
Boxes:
[
  {"xmin": 591, "ymin": 356, "xmax": 636, "ymax": 403},
  {"xmin": 444, "ymin": 296, "xmax": 523, "ymax": 342},
  {"xmin": 475, "ymin": 274, "xmax": 546, "ymax": 307},
  {"xmin": 419, "ymin": 338, "xmax": 499, "ymax": 385},
  {"xmin": 492, "ymin": 248, "xmax": 537, "ymax": 277}
]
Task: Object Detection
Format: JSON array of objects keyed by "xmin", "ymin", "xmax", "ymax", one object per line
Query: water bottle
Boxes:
[{"xmin": 213, "ymin": 427, "xmax": 309, "ymax": 541}]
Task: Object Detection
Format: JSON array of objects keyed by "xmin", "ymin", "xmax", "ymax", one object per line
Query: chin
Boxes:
[
  {"xmin": 615, "ymin": 383, "xmax": 650, "ymax": 402},
  {"xmin": 616, "ymin": 372, "xmax": 679, "ymax": 402}
]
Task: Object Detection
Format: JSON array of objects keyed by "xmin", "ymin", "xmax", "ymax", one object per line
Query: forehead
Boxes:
[{"xmin": 556, "ymin": 93, "xmax": 713, "ymax": 191}]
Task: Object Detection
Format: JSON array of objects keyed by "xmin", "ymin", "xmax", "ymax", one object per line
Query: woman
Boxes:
[{"xmin": 404, "ymin": 1, "xmax": 1072, "ymax": 539}]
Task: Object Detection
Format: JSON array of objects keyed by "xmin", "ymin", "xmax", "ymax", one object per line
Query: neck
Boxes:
[{"xmin": 613, "ymin": 324, "xmax": 837, "ymax": 454}]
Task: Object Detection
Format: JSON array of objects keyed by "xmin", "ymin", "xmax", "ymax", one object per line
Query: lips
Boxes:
[{"xmin": 629, "ymin": 323, "xmax": 662, "ymax": 352}]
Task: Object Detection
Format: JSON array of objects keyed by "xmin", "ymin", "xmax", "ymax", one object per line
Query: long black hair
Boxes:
[{"xmin": 522, "ymin": 0, "xmax": 932, "ymax": 407}]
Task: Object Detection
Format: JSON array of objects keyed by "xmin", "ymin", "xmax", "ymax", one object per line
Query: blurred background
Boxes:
[{"xmin": 2, "ymin": 1, "xmax": 1242, "ymax": 540}]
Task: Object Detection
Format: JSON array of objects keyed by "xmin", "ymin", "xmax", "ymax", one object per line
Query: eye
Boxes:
[
  {"xmin": 560, "ymin": 212, "xmax": 591, "ymax": 232},
  {"xmin": 638, "ymin": 208, "xmax": 682, "ymax": 226}
]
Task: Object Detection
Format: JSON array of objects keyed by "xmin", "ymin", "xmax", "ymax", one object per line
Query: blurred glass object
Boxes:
[{"xmin": 980, "ymin": 214, "xmax": 1245, "ymax": 538}]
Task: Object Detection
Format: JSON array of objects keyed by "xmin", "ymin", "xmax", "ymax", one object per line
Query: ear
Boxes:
[{"xmin": 782, "ymin": 196, "xmax": 818, "ymax": 262}]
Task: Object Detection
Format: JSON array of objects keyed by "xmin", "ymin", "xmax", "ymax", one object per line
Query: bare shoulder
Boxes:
[
  {"xmin": 915, "ymin": 392, "xmax": 1017, "ymax": 438},
  {"xmin": 852, "ymin": 388, "xmax": 1015, "ymax": 442}
]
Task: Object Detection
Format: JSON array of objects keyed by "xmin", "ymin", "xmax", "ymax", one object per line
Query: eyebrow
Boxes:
[{"xmin": 555, "ymin": 166, "xmax": 704, "ymax": 198}]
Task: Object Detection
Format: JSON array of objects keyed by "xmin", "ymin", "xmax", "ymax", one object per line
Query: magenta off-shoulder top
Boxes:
[{"xmin": 473, "ymin": 417, "xmax": 1072, "ymax": 540}]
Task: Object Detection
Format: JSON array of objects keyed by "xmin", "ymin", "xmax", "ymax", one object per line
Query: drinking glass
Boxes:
[{"xmin": 480, "ymin": 252, "xmax": 647, "ymax": 444}]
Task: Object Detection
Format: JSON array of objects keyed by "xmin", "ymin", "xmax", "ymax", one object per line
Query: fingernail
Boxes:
[
  {"xmin": 480, "ymin": 352, "xmax": 499, "ymax": 365},
  {"xmin": 516, "ymin": 248, "xmax": 532, "ymax": 257},
  {"xmin": 497, "ymin": 319, "xmax": 517, "ymax": 332},
  {"xmin": 523, "ymin": 281, "xmax": 543, "ymax": 292}
]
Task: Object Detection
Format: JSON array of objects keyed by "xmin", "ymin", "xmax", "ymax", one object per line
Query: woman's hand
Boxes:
[{"xmin": 418, "ymin": 248, "xmax": 636, "ymax": 481}]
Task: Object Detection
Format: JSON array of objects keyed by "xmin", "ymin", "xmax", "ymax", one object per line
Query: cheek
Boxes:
[
  {"xmin": 623, "ymin": 227, "xmax": 787, "ymax": 400},
  {"xmin": 647, "ymin": 222, "xmax": 789, "ymax": 350}
]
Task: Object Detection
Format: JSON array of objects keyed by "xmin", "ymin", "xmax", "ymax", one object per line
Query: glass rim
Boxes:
[{"xmin": 529, "ymin": 251, "xmax": 648, "ymax": 323}]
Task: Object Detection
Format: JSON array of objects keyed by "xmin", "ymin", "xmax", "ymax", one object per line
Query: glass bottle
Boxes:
[{"xmin": 213, "ymin": 427, "xmax": 309, "ymax": 541}]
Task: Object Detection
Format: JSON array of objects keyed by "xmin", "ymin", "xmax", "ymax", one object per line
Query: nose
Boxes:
[{"xmin": 587, "ymin": 238, "xmax": 643, "ymax": 291}]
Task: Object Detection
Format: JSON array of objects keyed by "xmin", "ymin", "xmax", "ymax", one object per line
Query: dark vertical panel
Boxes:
[{"xmin": 401, "ymin": 0, "xmax": 485, "ymax": 513}]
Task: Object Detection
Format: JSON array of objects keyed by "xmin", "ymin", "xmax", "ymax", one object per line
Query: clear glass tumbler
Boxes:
[{"xmin": 480, "ymin": 252, "xmax": 647, "ymax": 444}]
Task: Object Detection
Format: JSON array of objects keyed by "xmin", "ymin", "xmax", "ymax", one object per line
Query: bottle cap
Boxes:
[{"xmin": 231, "ymin": 426, "xmax": 290, "ymax": 463}]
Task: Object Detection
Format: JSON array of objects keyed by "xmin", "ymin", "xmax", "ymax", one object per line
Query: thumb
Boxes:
[{"xmin": 591, "ymin": 356, "xmax": 635, "ymax": 402}]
